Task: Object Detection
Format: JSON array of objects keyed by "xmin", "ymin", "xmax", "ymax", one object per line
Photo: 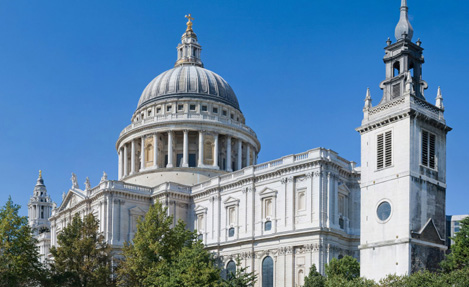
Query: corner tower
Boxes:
[
  {"xmin": 357, "ymin": 1, "xmax": 451, "ymax": 280},
  {"xmin": 28, "ymin": 171, "xmax": 54, "ymax": 263}
]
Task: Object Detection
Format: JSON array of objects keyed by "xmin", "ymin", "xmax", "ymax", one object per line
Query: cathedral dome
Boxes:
[{"xmin": 137, "ymin": 65, "xmax": 240, "ymax": 111}]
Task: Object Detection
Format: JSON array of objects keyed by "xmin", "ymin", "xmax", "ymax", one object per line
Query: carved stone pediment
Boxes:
[
  {"xmin": 411, "ymin": 218, "xmax": 445, "ymax": 244},
  {"xmin": 223, "ymin": 196, "xmax": 240, "ymax": 206},
  {"xmin": 338, "ymin": 182, "xmax": 351, "ymax": 196},
  {"xmin": 194, "ymin": 205, "xmax": 208, "ymax": 214},
  {"xmin": 259, "ymin": 187, "xmax": 278, "ymax": 199},
  {"xmin": 58, "ymin": 189, "xmax": 85, "ymax": 212},
  {"xmin": 128, "ymin": 206, "xmax": 147, "ymax": 216}
]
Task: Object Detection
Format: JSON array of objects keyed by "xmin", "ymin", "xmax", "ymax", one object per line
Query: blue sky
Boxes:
[{"xmin": 0, "ymin": 0, "xmax": 467, "ymax": 216}]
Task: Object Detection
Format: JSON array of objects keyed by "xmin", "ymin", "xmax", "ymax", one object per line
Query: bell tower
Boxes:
[
  {"xmin": 28, "ymin": 170, "xmax": 54, "ymax": 262},
  {"xmin": 357, "ymin": 0, "xmax": 451, "ymax": 280}
]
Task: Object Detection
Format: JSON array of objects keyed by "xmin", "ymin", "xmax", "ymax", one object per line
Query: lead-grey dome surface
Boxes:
[{"xmin": 137, "ymin": 65, "xmax": 240, "ymax": 111}]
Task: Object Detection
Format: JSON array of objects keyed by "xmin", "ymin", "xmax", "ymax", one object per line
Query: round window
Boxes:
[{"xmin": 377, "ymin": 201, "xmax": 391, "ymax": 221}]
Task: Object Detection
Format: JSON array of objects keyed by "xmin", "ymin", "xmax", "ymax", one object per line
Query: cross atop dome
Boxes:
[{"xmin": 185, "ymin": 13, "xmax": 194, "ymax": 31}]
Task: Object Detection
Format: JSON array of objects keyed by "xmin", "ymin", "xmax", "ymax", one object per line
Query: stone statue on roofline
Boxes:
[{"xmin": 71, "ymin": 173, "xmax": 79, "ymax": 189}]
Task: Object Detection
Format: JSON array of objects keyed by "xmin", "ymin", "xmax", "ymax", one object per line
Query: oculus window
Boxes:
[{"xmin": 377, "ymin": 201, "xmax": 391, "ymax": 221}]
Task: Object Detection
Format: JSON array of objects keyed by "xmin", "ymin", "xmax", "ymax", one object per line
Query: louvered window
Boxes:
[
  {"xmin": 421, "ymin": 130, "xmax": 436, "ymax": 169},
  {"xmin": 377, "ymin": 131, "xmax": 392, "ymax": 169}
]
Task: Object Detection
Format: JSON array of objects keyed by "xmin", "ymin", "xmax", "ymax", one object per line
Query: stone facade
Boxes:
[
  {"xmin": 357, "ymin": 0, "xmax": 450, "ymax": 281},
  {"xmin": 30, "ymin": 2, "xmax": 450, "ymax": 286}
]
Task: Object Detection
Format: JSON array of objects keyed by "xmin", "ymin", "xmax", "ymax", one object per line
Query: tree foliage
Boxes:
[
  {"xmin": 441, "ymin": 216, "xmax": 469, "ymax": 272},
  {"xmin": 0, "ymin": 197, "xmax": 43, "ymax": 286},
  {"xmin": 304, "ymin": 264, "xmax": 325, "ymax": 287},
  {"xmin": 325, "ymin": 255, "xmax": 360, "ymax": 281},
  {"xmin": 117, "ymin": 201, "xmax": 220, "ymax": 287},
  {"xmin": 49, "ymin": 213, "xmax": 115, "ymax": 287},
  {"xmin": 221, "ymin": 257, "xmax": 257, "ymax": 287}
]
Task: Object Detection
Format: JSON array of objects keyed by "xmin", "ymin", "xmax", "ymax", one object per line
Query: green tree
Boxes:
[
  {"xmin": 117, "ymin": 201, "xmax": 221, "ymax": 287},
  {"xmin": 304, "ymin": 264, "xmax": 325, "ymax": 287},
  {"xmin": 49, "ymin": 213, "xmax": 115, "ymax": 287},
  {"xmin": 0, "ymin": 197, "xmax": 44, "ymax": 287},
  {"xmin": 221, "ymin": 257, "xmax": 257, "ymax": 287},
  {"xmin": 325, "ymin": 256, "xmax": 360, "ymax": 281},
  {"xmin": 441, "ymin": 216, "xmax": 469, "ymax": 272}
]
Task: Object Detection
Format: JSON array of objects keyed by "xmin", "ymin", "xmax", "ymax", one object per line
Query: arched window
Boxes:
[
  {"xmin": 262, "ymin": 256, "xmax": 274, "ymax": 287},
  {"xmin": 227, "ymin": 260, "xmax": 236, "ymax": 280},
  {"xmin": 145, "ymin": 144, "xmax": 153, "ymax": 167},
  {"xmin": 204, "ymin": 140, "xmax": 214, "ymax": 165},
  {"xmin": 298, "ymin": 192, "xmax": 305, "ymax": 211},
  {"xmin": 393, "ymin": 61, "xmax": 400, "ymax": 77},
  {"xmin": 298, "ymin": 269, "xmax": 305, "ymax": 286},
  {"xmin": 265, "ymin": 199, "xmax": 272, "ymax": 218},
  {"xmin": 228, "ymin": 227, "xmax": 235, "ymax": 237}
]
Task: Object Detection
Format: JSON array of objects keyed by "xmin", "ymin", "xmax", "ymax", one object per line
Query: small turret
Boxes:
[
  {"xmin": 364, "ymin": 88, "xmax": 372, "ymax": 110},
  {"xmin": 436, "ymin": 86, "xmax": 444, "ymax": 110}
]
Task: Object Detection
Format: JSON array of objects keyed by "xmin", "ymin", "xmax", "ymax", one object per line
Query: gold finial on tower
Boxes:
[
  {"xmin": 185, "ymin": 13, "xmax": 194, "ymax": 31},
  {"xmin": 39, "ymin": 170, "xmax": 42, "ymax": 178}
]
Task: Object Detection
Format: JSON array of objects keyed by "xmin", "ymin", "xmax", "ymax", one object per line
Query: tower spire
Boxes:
[{"xmin": 395, "ymin": 0, "xmax": 414, "ymax": 41}]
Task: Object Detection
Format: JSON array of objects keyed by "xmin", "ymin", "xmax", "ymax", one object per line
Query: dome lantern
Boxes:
[{"xmin": 175, "ymin": 14, "xmax": 203, "ymax": 68}]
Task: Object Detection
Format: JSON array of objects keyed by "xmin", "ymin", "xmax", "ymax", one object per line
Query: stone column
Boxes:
[
  {"xmin": 198, "ymin": 131, "xmax": 204, "ymax": 167},
  {"xmin": 130, "ymin": 140, "xmax": 135, "ymax": 174},
  {"xmin": 213, "ymin": 134, "xmax": 219, "ymax": 168},
  {"xmin": 140, "ymin": 136, "xmax": 145, "ymax": 171},
  {"xmin": 237, "ymin": 139, "xmax": 242, "ymax": 170},
  {"xmin": 167, "ymin": 131, "xmax": 174, "ymax": 168},
  {"xmin": 226, "ymin": 136, "xmax": 232, "ymax": 172},
  {"xmin": 183, "ymin": 130, "xmax": 189, "ymax": 167},
  {"xmin": 153, "ymin": 133, "xmax": 158, "ymax": 168},
  {"xmin": 123, "ymin": 144, "xmax": 128, "ymax": 176},
  {"xmin": 118, "ymin": 148, "xmax": 123, "ymax": 179},
  {"xmin": 246, "ymin": 144, "xmax": 251, "ymax": 166}
]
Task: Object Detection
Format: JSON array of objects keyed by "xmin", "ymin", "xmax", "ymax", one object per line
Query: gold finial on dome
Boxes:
[
  {"xmin": 185, "ymin": 14, "xmax": 194, "ymax": 31},
  {"xmin": 39, "ymin": 170, "xmax": 42, "ymax": 178}
]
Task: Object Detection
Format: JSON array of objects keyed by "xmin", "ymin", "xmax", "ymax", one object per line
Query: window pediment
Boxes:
[
  {"xmin": 195, "ymin": 205, "xmax": 208, "ymax": 214},
  {"xmin": 223, "ymin": 196, "xmax": 240, "ymax": 207},
  {"xmin": 129, "ymin": 206, "xmax": 146, "ymax": 216},
  {"xmin": 338, "ymin": 182, "xmax": 350, "ymax": 196},
  {"xmin": 259, "ymin": 187, "xmax": 278, "ymax": 199}
]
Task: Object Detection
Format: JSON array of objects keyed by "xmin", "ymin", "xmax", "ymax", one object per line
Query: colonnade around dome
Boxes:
[{"xmin": 118, "ymin": 129, "xmax": 257, "ymax": 180}]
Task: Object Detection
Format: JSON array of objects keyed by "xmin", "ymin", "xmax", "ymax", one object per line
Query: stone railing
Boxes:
[
  {"xmin": 119, "ymin": 113, "xmax": 257, "ymax": 138},
  {"xmin": 193, "ymin": 148, "xmax": 356, "ymax": 193},
  {"xmin": 105, "ymin": 180, "xmax": 153, "ymax": 194}
]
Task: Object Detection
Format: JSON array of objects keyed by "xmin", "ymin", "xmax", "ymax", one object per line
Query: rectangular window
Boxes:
[
  {"xmin": 377, "ymin": 131, "xmax": 392, "ymax": 169},
  {"xmin": 212, "ymin": 107, "xmax": 218, "ymax": 113},
  {"xmin": 421, "ymin": 130, "xmax": 436, "ymax": 169},
  {"xmin": 201, "ymin": 105, "xmax": 208, "ymax": 112},
  {"xmin": 166, "ymin": 105, "xmax": 172, "ymax": 112},
  {"xmin": 190, "ymin": 104, "xmax": 196, "ymax": 111},
  {"xmin": 156, "ymin": 107, "xmax": 161, "ymax": 113},
  {"xmin": 178, "ymin": 104, "xmax": 184, "ymax": 111},
  {"xmin": 222, "ymin": 110, "xmax": 227, "ymax": 116},
  {"xmin": 392, "ymin": 83, "xmax": 400, "ymax": 98}
]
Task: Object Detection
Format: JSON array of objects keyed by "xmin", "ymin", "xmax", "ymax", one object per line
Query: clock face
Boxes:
[{"xmin": 377, "ymin": 201, "xmax": 392, "ymax": 221}]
